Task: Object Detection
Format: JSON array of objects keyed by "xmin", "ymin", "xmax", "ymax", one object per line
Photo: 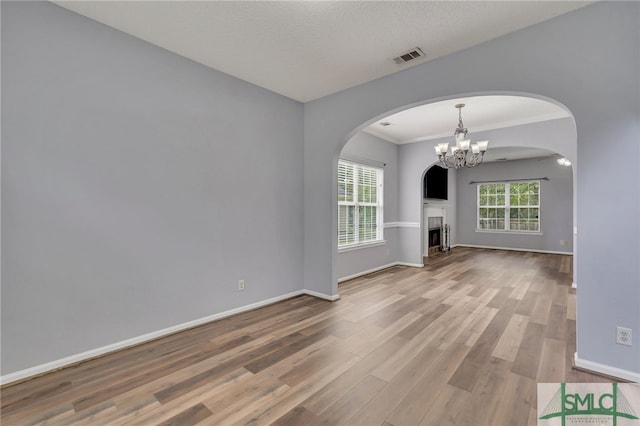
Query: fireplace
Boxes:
[
  {"xmin": 429, "ymin": 228, "xmax": 441, "ymax": 248},
  {"xmin": 424, "ymin": 205, "xmax": 449, "ymax": 257},
  {"xmin": 428, "ymin": 216, "xmax": 443, "ymax": 255}
]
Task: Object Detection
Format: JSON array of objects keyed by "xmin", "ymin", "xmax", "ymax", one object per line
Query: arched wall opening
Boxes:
[
  {"xmin": 304, "ymin": 4, "xmax": 638, "ymax": 379},
  {"xmin": 335, "ymin": 93, "xmax": 577, "ymax": 295}
]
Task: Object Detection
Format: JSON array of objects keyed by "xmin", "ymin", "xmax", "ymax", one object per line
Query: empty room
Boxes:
[{"xmin": 2, "ymin": 1, "xmax": 639, "ymax": 425}]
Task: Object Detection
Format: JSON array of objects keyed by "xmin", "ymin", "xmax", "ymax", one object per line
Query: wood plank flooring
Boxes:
[{"xmin": 1, "ymin": 248, "xmax": 613, "ymax": 425}]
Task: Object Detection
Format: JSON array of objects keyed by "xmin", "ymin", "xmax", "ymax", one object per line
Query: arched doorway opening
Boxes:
[{"xmin": 335, "ymin": 93, "xmax": 577, "ymax": 293}]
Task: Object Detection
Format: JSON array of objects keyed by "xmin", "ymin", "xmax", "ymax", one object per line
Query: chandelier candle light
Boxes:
[{"xmin": 435, "ymin": 104, "xmax": 489, "ymax": 169}]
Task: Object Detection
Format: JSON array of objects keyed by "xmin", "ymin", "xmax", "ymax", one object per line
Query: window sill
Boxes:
[
  {"xmin": 338, "ymin": 240, "xmax": 387, "ymax": 253},
  {"xmin": 475, "ymin": 229, "xmax": 543, "ymax": 236}
]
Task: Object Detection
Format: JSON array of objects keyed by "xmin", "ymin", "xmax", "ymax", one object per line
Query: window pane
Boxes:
[
  {"xmin": 337, "ymin": 162, "xmax": 354, "ymax": 202},
  {"xmin": 530, "ymin": 193, "xmax": 539, "ymax": 206},
  {"xmin": 519, "ymin": 194, "xmax": 529, "ymax": 205},
  {"xmin": 338, "ymin": 161, "xmax": 383, "ymax": 247},
  {"xmin": 359, "ymin": 205, "xmax": 377, "ymax": 242},
  {"xmin": 358, "ymin": 168, "xmax": 377, "ymax": 204},
  {"xmin": 338, "ymin": 205, "xmax": 355, "ymax": 246},
  {"xmin": 478, "ymin": 180, "xmax": 540, "ymax": 233}
]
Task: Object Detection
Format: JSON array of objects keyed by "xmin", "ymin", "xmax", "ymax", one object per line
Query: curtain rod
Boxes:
[
  {"xmin": 469, "ymin": 177, "xmax": 549, "ymax": 184},
  {"xmin": 340, "ymin": 154, "xmax": 386, "ymax": 167}
]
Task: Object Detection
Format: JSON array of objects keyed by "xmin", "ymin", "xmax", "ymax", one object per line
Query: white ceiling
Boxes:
[
  {"xmin": 52, "ymin": 1, "xmax": 591, "ymax": 103},
  {"xmin": 363, "ymin": 95, "xmax": 571, "ymax": 144}
]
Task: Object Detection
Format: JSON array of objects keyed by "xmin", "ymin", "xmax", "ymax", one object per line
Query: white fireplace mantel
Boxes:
[{"xmin": 424, "ymin": 205, "xmax": 447, "ymax": 257}]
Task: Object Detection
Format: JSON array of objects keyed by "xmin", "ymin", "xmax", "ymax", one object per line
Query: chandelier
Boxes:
[{"xmin": 434, "ymin": 104, "xmax": 489, "ymax": 168}]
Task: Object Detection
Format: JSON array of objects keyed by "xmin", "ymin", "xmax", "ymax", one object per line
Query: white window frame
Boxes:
[
  {"xmin": 338, "ymin": 160, "xmax": 384, "ymax": 249},
  {"xmin": 476, "ymin": 180, "xmax": 541, "ymax": 234}
]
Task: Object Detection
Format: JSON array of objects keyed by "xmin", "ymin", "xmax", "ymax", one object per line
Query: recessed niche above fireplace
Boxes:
[{"xmin": 424, "ymin": 165, "xmax": 448, "ymax": 200}]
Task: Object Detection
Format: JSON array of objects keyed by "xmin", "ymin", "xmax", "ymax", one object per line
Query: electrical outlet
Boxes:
[
  {"xmin": 616, "ymin": 326, "xmax": 632, "ymax": 346},
  {"xmin": 238, "ymin": 280, "xmax": 245, "ymax": 291},
  {"xmin": 560, "ymin": 240, "xmax": 569, "ymax": 246}
]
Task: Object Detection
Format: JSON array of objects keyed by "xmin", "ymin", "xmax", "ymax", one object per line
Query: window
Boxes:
[
  {"xmin": 478, "ymin": 181, "xmax": 540, "ymax": 232},
  {"xmin": 338, "ymin": 160, "xmax": 383, "ymax": 248}
]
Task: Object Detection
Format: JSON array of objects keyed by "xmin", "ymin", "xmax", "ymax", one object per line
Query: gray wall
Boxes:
[
  {"xmin": 457, "ymin": 157, "xmax": 573, "ymax": 253},
  {"xmin": 337, "ymin": 132, "xmax": 398, "ymax": 279},
  {"xmin": 398, "ymin": 142, "xmax": 459, "ymax": 258},
  {"xmin": 304, "ymin": 2, "xmax": 639, "ymax": 375},
  {"xmin": 1, "ymin": 2, "xmax": 304, "ymax": 374},
  {"xmin": 2, "ymin": 1, "xmax": 639, "ymax": 380}
]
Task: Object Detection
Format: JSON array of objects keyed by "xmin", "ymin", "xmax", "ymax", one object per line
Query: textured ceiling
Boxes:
[{"xmin": 52, "ymin": 1, "xmax": 591, "ymax": 102}]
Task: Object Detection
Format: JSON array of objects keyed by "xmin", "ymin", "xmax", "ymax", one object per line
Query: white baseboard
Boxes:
[
  {"xmin": 1, "ymin": 288, "xmax": 339, "ymax": 387},
  {"xmin": 574, "ymin": 352, "xmax": 640, "ymax": 382},
  {"xmin": 338, "ymin": 261, "xmax": 423, "ymax": 283},
  {"xmin": 303, "ymin": 289, "xmax": 340, "ymax": 301},
  {"xmin": 571, "ymin": 282, "xmax": 577, "ymax": 289},
  {"xmin": 455, "ymin": 244, "xmax": 573, "ymax": 256},
  {"xmin": 338, "ymin": 262, "xmax": 398, "ymax": 283},
  {"xmin": 395, "ymin": 262, "xmax": 425, "ymax": 268}
]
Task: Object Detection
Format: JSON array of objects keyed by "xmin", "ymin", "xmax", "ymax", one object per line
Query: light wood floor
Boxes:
[{"xmin": 1, "ymin": 248, "xmax": 612, "ymax": 425}]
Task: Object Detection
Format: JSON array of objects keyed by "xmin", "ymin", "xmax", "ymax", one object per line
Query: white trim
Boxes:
[
  {"xmin": 396, "ymin": 262, "xmax": 425, "ymax": 268},
  {"xmin": 474, "ymin": 229, "xmax": 543, "ymax": 236},
  {"xmin": 455, "ymin": 244, "xmax": 572, "ymax": 256},
  {"xmin": 574, "ymin": 352, "xmax": 640, "ymax": 382},
  {"xmin": 338, "ymin": 262, "xmax": 398, "ymax": 282},
  {"xmin": 571, "ymin": 282, "xmax": 577, "ymax": 289},
  {"xmin": 339, "ymin": 153, "xmax": 386, "ymax": 169},
  {"xmin": 423, "ymin": 203, "xmax": 452, "ymax": 207},
  {"xmin": 0, "ymin": 289, "xmax": 337, "ymax": 386},
  {"xmin": 360, "ymin": 127, "xmax": 399, "ymax": 144},
  {"xmin": 303, "ymin": 289, "xmax": 341, "ymax": 301},
  {"xmin": 338, "ymin": 261, "xmax": 423, "ymax": 283},
  {"xmin": 338, "ymin": 240, "xmax": 386, "ymax": 253},
  {"xmin": 384, "ymin": 222, "xmax": 420, "ymax": 228}
]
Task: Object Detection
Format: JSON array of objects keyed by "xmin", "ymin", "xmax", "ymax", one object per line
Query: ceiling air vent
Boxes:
[{"xmin": 393, "ymin": 47, "xmax": 426, "ymax": 65}]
